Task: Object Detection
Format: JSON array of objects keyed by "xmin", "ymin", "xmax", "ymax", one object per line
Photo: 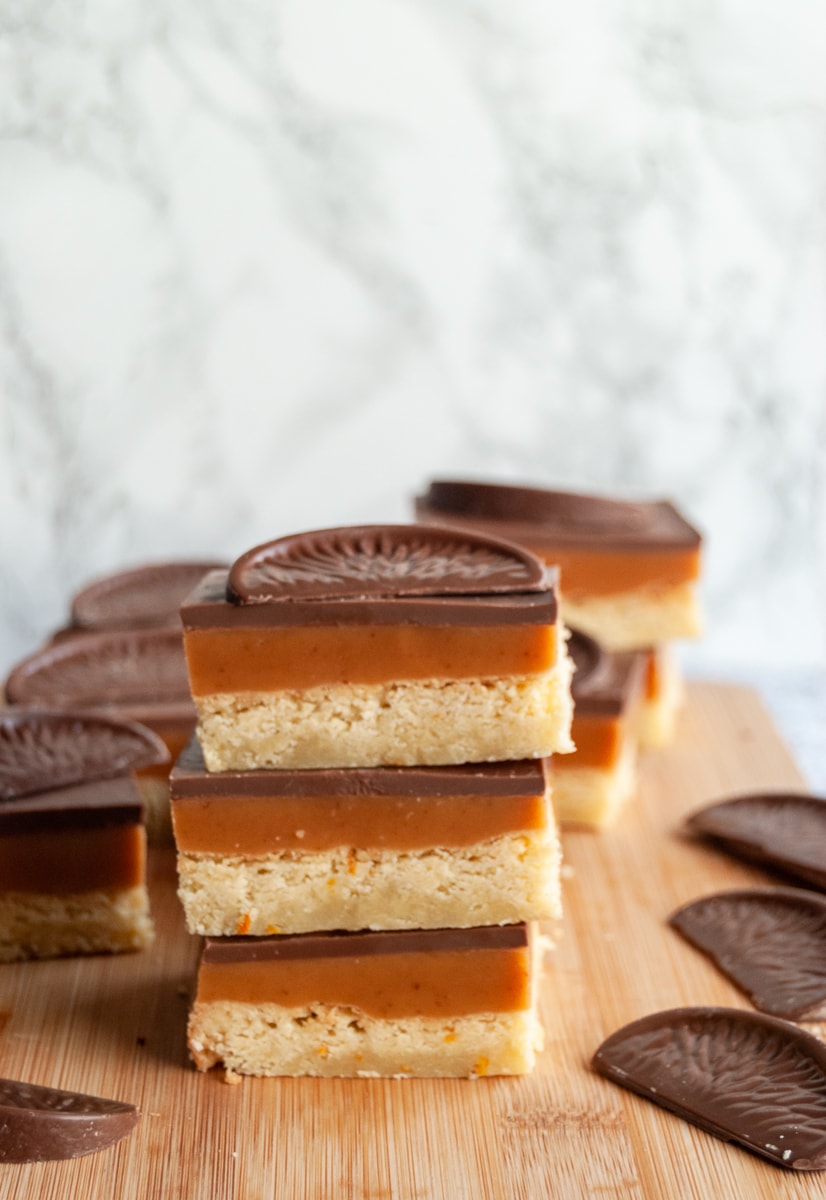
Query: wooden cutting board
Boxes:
[{"xmin": 0, "ymin": 682, "xmax": 823, "ymax": 1199}]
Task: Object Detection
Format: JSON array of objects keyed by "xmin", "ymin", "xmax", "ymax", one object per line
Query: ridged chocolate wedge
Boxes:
[
  {"xmin": 686, "ymin": 792, "xmax": 826, "ymax": 892},
  {"xmin": 0, "ymin": 1077, "xmax": 139, "ymax": 1162},
  {"xmin": 670, "ymin": 888, "xmax": 826, "ymax": 1020},
  {"xmin": 592, "ymin": 1007, "xmax": 826, "ymax": 1171}
]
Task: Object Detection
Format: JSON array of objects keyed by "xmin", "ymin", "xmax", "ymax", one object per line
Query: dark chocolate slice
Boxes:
[
  {"xmin": 0, "ymin": 710, "xmax": 168, "ymax": 801},
  {"xmin": 4, "ymin": 628, "xmax": 192, "ymax": 709},
  {"xmin": 227, "ymin": 524, "xmax": 546, "ymax": 604},
  {"xmin": 71, "ymin": 560, "xmax": 224, "ymax": 628},
  {"xmin": 202, "ymin": 922, "xmax": 530, "ymax": 965},
  {"xmin": 592, "ymin": 1007, "xmax": 826, "ymax": 1171},
  {"xmin": 0, "ymin": 1077, "xmax": 139, "ymax": 1162},
  {"xmin": 415, "ymin": 480, "xmax": 701, "ymax": 549},
  {"xmin": 670, "ymin": 888, "xmax": 826, "ymax": 1020},
  {"xmin": 686, "ymin": 793, "xmax": 826, "ymax": 892}
]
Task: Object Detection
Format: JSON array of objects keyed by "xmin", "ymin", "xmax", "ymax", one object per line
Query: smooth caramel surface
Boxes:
[
  {"xmin": 0, "ymin": 825, "xmax": 145, "ymax": 893},
  {"xmin": 557, "ymin": 713, "xmax": 624, "ymax": 770},
  {"xmin": 196, "ymin": 944, "xmax": 532, "ymax": 1017},
  {"xmin": 532, "ymin": 546, "xmax": 700, "ymax": 596},
  {"xmin": 172, "ymin": 789, "xmax": 549, "ymax": 854},
  {"xmin": 184, "ymin": 624, "xmax": 557, "ymax": 695}
]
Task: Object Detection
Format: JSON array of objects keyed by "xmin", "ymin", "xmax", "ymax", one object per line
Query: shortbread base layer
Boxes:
[
  {"xmin": 195, "ymin": 666, "xmax": 574, "ymax": 772},
  {"xmin": 552, "ymin": 740, "xmax": 638, "ymax": 828},
  {"xmin": 188, "ymin": 1002, "xmax": 543, "ymax": 1077},
  {"xmin": 561, "ymin": 583, "xmax": 701, "ymax": 652},
  {"xmin": 0, "ymin": 885, "xmax": 154, "ymax": 962},
  {"xmin": 177, "ymin": 831, "xmax": 562, "ymax": 937}
]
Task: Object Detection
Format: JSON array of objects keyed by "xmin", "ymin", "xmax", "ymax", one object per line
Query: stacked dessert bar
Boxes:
[
  {"xmin": 172, "ymin": 524, "xmax": 573, "ymax": 1077},
  {"xmin": 416, "ymin": 481, "xmax": 703, "ymax": 826},
  {"xmin": 415, "ymin": 481, "xmax": 702, "ymax": 746}
]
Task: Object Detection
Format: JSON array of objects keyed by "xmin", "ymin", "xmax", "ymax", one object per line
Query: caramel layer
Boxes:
[
  {"xmin": 184, "ymin": 625, "xmax": 556, "ymax": 696},
  {"xmin": 0, "ymin": 825, "xmax": 145, "ymax": 893},
  {"xmin": 172, "ymin": 789, "xmax": 549, "ymax": 854},
  {"xmin": 196, "ymin": 942, "xmax": 531, "ymax": 1018},
  {"xmin": 558, "ymin": 713, "xmax": 624, "ymax": 770},
  {"xmin": 530, "ymin": 546, "xmax": 700, "ymax": 596}
]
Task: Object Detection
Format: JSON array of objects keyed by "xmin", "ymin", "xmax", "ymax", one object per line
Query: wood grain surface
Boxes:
[{"xmin": 0, "ymin": 682, "xmax": 823, "ymax": 1199}]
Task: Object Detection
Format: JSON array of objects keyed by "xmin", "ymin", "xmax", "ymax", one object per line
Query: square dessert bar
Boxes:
[
  {"xmin": 0, "ymin": 710, "xmax": 165, "ymax": 960},
  {"xmin": 181, "ymin": 525, "xmax": 573, "ymax": 772},
  {"xmin": 416, "ymin": 480, "xmax": 702, "ymax": 747},
  {"xmin": 551, "ymin": 630, "xmax": 645, "ymax": 828},
  {"xmin": 187, "ymin": 922, "xmax": 543, "ymax": 1077},
  {"xmin": 171, "ymin": 743, "xmax": 560, "ymax": 936},
  {"xmin": 415, "ymin": 480, "xmax": 702, "ymax": 651}
]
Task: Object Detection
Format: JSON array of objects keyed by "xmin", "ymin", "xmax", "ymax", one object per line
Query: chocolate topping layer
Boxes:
[
  {"xmin": 592, "ymin": 1007, "xmax": 826, "ymax": 1171},
  {"xmin": 202, "ymin": 923, "xmax": 530, "ymax": 965},
  {"xmin": 686, "ymin": 793, "xmax": 826, "ymax": 892},
  {"xmin": 0, "ymin": 710, "xmax": 167, "ymax": 800},
  {"xmin": 183, "ymin": 569, "xmax": 558, "ymax": 629},
  {"xmin": 416, "ymin": 480, "xmax": 701, "ymax": 550},
  {"xmin": 227, "ymin": 525, "xmax": 546, "ymax": 604},
  {"xmin": 670, "ymin": 888, "xmax": 826, "ymax": 1020},
  {"xmin": 70, "ymin": 560, "xmax": 225, "ymax": 628},
  {"xmin": 0, "ymin": 1077, "xmax": 139, "ymax": 1163},
  {"xmin": 4, "ymin": 628, "xmax": 192, "ymax": 709},
  {"xmin": 569, "ymin": 629, "xmax": 644, "ymax": 716},
  {"xmin": 171, "ymin": 736, "xmax": 546, "ymax": 798}
]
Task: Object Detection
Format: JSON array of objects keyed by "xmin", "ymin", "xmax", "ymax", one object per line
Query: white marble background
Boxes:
[{"xmin": 1, "ymin": 0, "xmax": 826, "ymax": 687}]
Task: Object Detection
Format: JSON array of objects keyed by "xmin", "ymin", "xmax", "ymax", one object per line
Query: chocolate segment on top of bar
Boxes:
[
  {"xmin": 564, "ymin": 629, "xmax": 644, "ymax": 761},
  {"xmin": 0, "ymin": 709, "xmax": 168, "ymax": 806},
  {"xmin": 69, "ymin": 560, "xmax": 225, "ymax": 631},
  {"xmin": 416, "ymin": 480, "xmax": 701, "ymax": 566},
  {"xmin": 180, "ymin": 525, "xmax": 572, "ymax": 771}
]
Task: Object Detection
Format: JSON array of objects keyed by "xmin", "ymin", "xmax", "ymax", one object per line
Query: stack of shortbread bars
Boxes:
[{"xmin": 171, "ymin": 524, "xmax": 573, "ymax": 1077}]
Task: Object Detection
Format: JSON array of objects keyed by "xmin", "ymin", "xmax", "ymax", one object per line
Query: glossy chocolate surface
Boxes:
[
  {"xmin": 227, "ymin": 524, "xmax": 546, "ymax": 603},
  {"xmin": 593, "ymin": 1007, "xmax": 826, "ymax": 1171},
  {"xmin": 0, "ymin": 710, "xmax": 167, "ymax": 801},
  {"xmin": 0, "ymin": 775, "xmax": 143, "ymax": 836},
  {"xmin": 4, "ymin": 628, "xmax": 193, "ymax": 709},
  {"xmin": 416, "ymin": 480, "xmax": 701, "ymax": 550},
  {"xmin": 686, "ymin": 793, "xmax": 826, "ymax": 892},
  {"xmin": 70, "ymin": 560, "xmax": 224, "ymax": 629},
  {"xmin": 202, "ymin": 923, "xmax": 529, "ymax": 965},
  {"xmin": 0, "ymin": 1077, "xmax": 139, "ymax": 1163},
  {"xmin": 670, "ymin": 887, "xmax": 826, "ymax": 1020}
]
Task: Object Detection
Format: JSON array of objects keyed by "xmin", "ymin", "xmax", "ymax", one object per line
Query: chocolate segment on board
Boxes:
[
  {"xmin": 0, "ymin": 710, "xmax": 168, "ymax": 802},
  {"xmin": 70, "ymin": 560, "xmax": 225, "ymax": 629},
  {"xmin": 686, "ymin": 793, "xmax": 826, "ymax": 892},
  {"xmin": 0, "ymin": 1077, "xmax": 139, "ymax": 1162},
  {"xmin": 227, "ymin": 524, "xmax": 547, "ymax": 605},
  {"xmin": 670, "ymin": 888, "xmax": 826, "ymax": 1020},
  {"xmin": 592, "ymin": 1007, "xmax": 826, "ymax": 1171}
]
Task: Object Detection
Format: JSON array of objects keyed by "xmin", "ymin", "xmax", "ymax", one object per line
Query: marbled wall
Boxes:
[{"xmin": 2, "ymin": 0, "xmax": 825, "ymax": 676}]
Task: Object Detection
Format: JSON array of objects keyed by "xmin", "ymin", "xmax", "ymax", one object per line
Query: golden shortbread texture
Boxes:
[
  {"xmin": 188, "ymin": 1002, "xmax": 543, "ymax": 1078},
  {"xmin": 195, "ymin": 660, "xmax": 574, "ymax": 773},
  {"xmin": 561, "ymin": 582, "xmax": 701, "ymax": 652},
  {"xmin": 552, "ymin": 739, "xmax": 638, "ymax": 829},
  {"xmin": 177, "ymin": 830, "xmax": 562, "ymax": 937},
  {"xmin": 0, "ymin": 885, "xmax": 154, "ymax": 962}
]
